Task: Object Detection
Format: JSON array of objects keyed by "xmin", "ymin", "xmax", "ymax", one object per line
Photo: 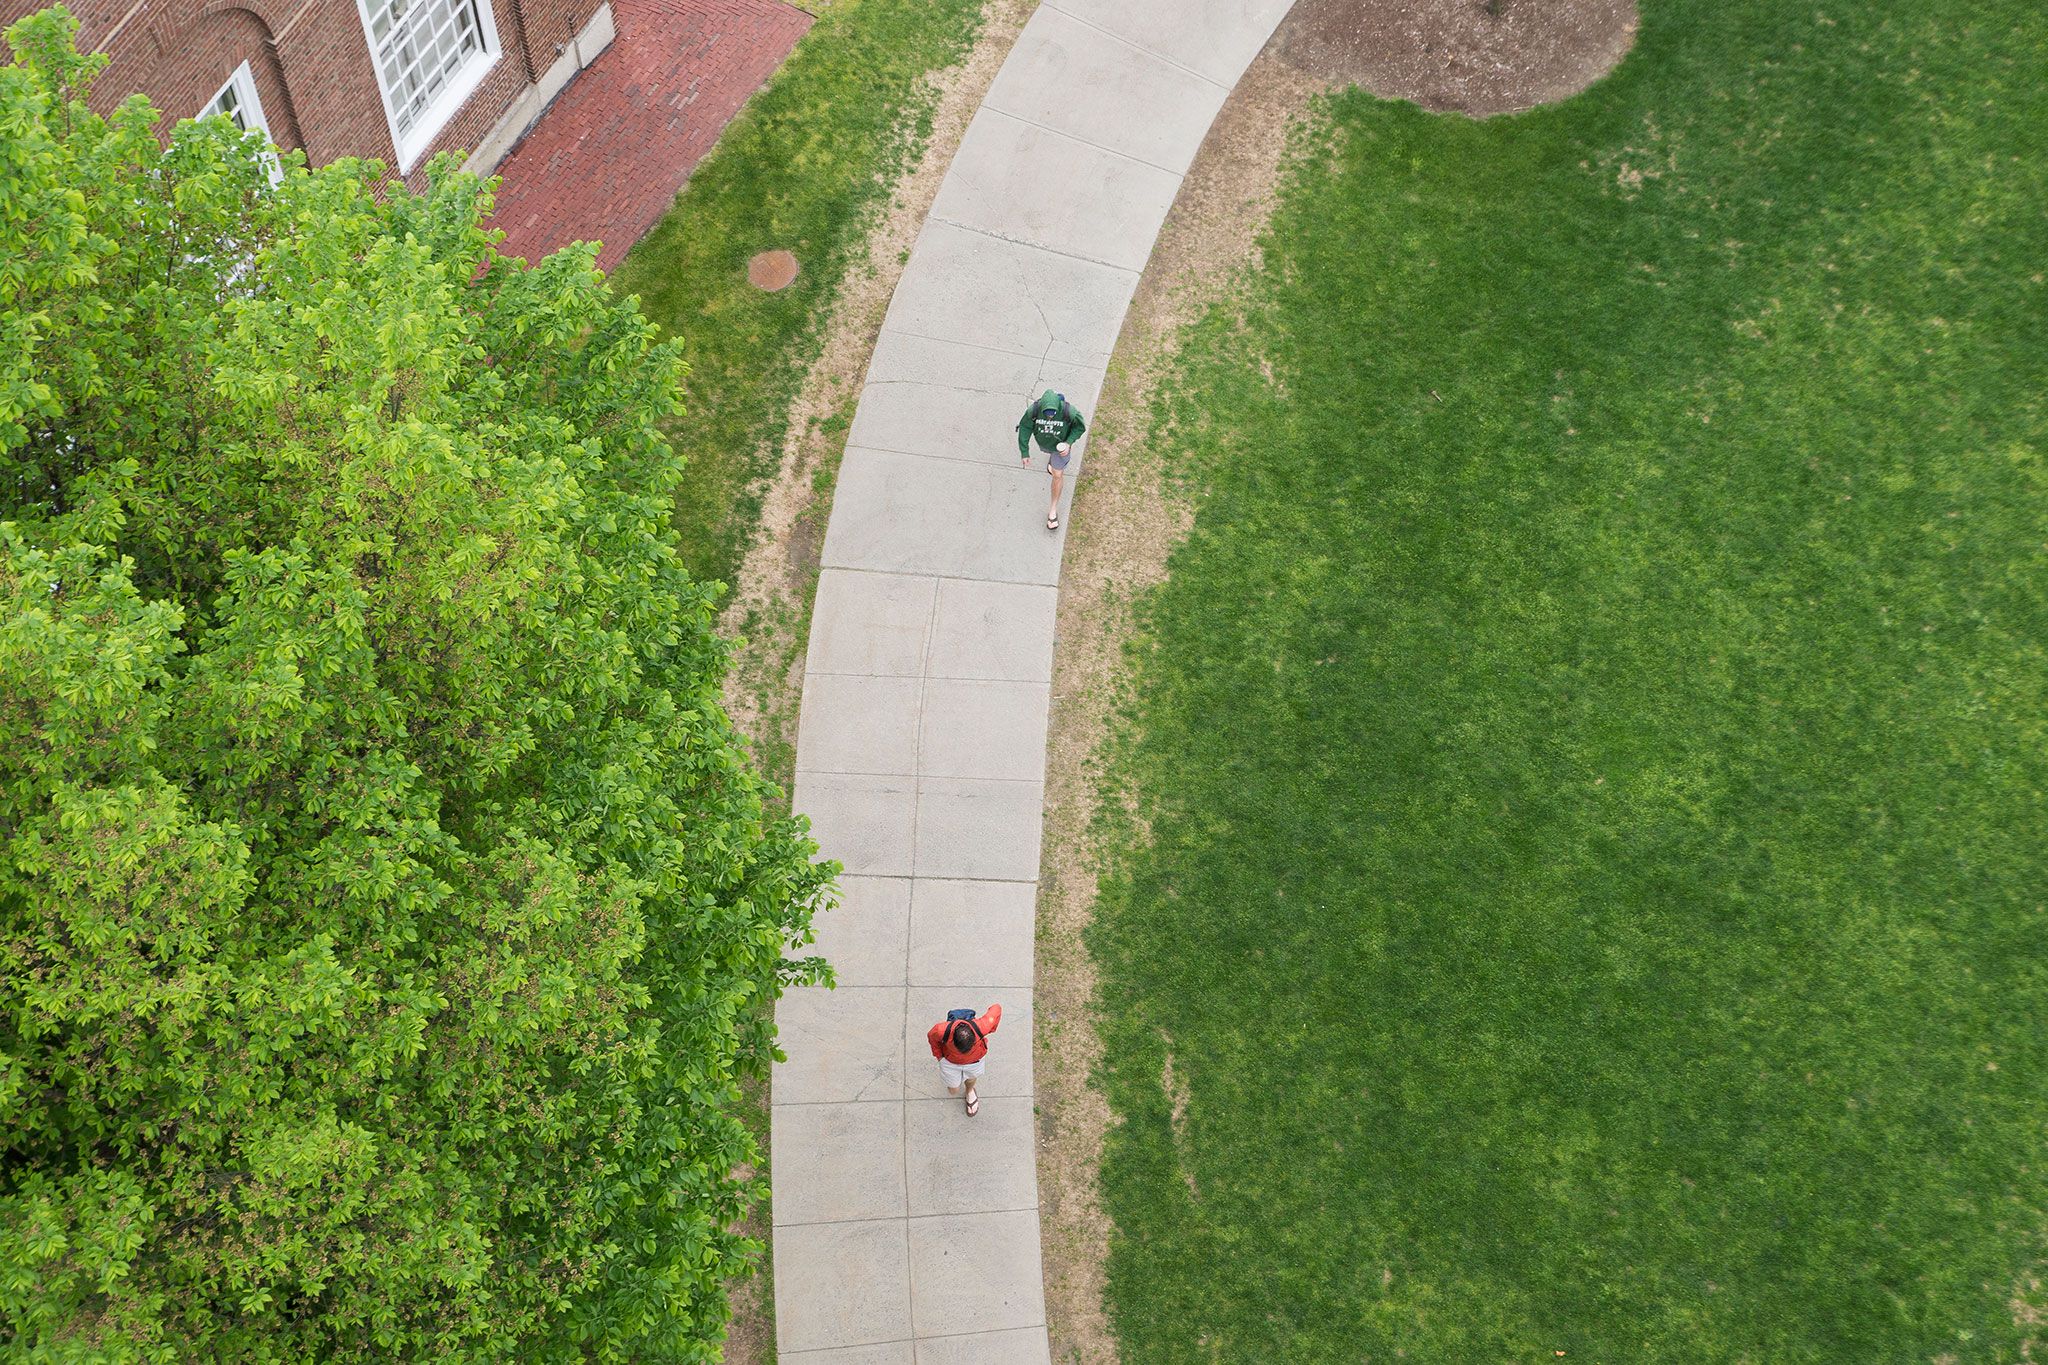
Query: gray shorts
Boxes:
[
  {"xmin": 939, "ymin": 1057, "xmax": 986, "ymax": 1087},
  {"xmin": 1047, "ymin": 447, "xmax": 1072, "ymax": 472}
]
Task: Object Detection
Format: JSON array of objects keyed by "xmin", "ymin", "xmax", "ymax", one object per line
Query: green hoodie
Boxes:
[{"xmin": 1016, "ymin": 389, "xmax": 1086, "ymax": 458}]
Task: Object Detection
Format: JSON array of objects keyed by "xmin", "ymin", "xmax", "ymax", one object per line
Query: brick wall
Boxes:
[
  {"xmin": 265, "ymin": 0, "xmax": 401, "ymax": 166},
  {"xmin": 120, "ymin": 6, "xmax": 303, "ymax": 149},
  {"xmin": 0, "ymin": 0, "xmax": 592, "ymax": 184}
]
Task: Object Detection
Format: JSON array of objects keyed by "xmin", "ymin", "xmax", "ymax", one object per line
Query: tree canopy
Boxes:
[{"xmin": 0, "ymin": 11, "xmax": 831, "ymax": 1359}]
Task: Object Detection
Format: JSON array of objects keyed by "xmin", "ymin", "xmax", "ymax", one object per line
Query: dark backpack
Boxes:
[{"xmin": 944, "ymin": 1008, "xmax": 983, "ymax": 1054}]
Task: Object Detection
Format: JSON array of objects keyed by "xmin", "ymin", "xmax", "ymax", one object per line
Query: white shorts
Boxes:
[{"xmin": 938, "ymin": 1058, "xmax": 986, "ymax": 1088}]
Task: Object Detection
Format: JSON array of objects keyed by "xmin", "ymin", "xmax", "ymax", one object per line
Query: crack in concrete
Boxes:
[{"xmin": 866, "ymin": 378, "xmax": 1029, "ymax": 400}]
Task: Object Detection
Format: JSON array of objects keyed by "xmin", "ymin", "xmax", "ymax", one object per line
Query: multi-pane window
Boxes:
[
  {"xmin": 360, "ymin": 0, "xmax": 496, "ymax": 166},
  {"xmin": 203, "ymin": 62, "xmax": 270, "ymax": 139},
  {"xmin": 201, "ymin": 62, "xmax": 282, "ymax": 182}
]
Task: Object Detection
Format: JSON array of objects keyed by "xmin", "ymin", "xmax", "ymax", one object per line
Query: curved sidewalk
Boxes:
[{"xmin": 772, "ymin": 3, "xmax": 1295, "ymax": 1359}]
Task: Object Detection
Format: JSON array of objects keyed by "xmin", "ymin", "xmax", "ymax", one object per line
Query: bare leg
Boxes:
[
  {"xmin": 963, "ymin": 1079, "xmax": 979, "ymax": 1115},
  {"xmin": 1048, "ymin": 467, "xmax": 1065, "ymax": 521}
]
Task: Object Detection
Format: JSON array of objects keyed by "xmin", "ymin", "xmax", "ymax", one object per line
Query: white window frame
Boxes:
[
  {"xmin": 201, "ymin": 60, "xmax": 283, "ymax": 183},
  {"xmin": 354, "ymin": 0, "xmax": 502, "ymax": 174}
]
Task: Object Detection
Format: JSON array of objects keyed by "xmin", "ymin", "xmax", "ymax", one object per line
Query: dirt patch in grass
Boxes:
[
  {"xmin": 1157, "ymin": 1035, "xmax": 1199, "ymax": 1201},
  {"xmin": 718, "ymin": 1075, "xmax": 774, "ymax": 1365},
  {"xmin": 1034, "ymin": 49, "xmax": 1325, "ymax": 1365},
  {"xmin": 2014, "ymin": 1267, "xmax": 2045, "ymax": 1356},
  {"xmin": 1271, "ymin": 0, "xmax": 1637, "ymax": 115},
  {"xmin": 715, "ymin": 2, "xmax": 1037, "ymax": 1358}
]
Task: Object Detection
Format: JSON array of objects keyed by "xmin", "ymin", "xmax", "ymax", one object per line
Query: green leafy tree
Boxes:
[{"xmin": 0, "ymin": 11, "xmax": 831, "ymax": 1359}]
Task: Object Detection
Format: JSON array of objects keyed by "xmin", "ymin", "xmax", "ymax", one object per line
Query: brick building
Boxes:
[{"xmin": 6, "ymin": 0, "xmax": 618, "ymax": 180}]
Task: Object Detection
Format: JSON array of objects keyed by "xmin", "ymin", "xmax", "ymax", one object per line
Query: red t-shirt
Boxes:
[{"xmin": 927, "ymin": 1004, "xmax": 1002, "ymax": 1064}]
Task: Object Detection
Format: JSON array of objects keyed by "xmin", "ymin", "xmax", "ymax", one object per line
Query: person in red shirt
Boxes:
[{"xmin": 926, "ymin": 1003, "xmax": 1002, "ymax": 1117}]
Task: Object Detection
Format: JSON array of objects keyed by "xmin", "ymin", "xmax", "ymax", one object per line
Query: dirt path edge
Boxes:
[
  {"xmin": 717, "ymin": 4, "xmax": 1040, "ymax": 1360},
  {"xmin": 1034, "ymin": 3, "xmax": 1640, "ymax": 1358},
  {"xmin": 1034, "ymin": 51, "xmax": 1328, "ymax": 1365}
]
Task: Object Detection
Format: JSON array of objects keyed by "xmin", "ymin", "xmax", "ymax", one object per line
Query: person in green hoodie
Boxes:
[{"xmin": 1016, "ymin": 388, "xmax": 1086, "ymax": 531}]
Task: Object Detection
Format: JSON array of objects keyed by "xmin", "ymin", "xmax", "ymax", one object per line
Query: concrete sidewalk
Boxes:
[{"xmin": 773, "ymin": 3, "xmax": 1297, "ymax": 1359}]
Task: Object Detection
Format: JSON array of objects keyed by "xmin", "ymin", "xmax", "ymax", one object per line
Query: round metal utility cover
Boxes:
[{"xmin": 748, "ymin": 250, "xmax": 800, "ymax": 291}]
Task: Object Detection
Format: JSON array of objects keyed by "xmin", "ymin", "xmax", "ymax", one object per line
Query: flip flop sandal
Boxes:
[
  {"xmin": 1046, "ymin": 512, "xmax": 1060, "ymax": 532},
  {"xmin": 965, "ymin": 1093, "xmax": 980, "ymax": 1117}
]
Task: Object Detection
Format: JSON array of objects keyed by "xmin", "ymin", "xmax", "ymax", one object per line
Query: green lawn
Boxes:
[
  {"xmin": 607, "ymin": 0, "xmax": 988, "ymax": 589},
  {"xmin": 1090, "ymin": 1, "xmax": 2048, "ymax": 1359}
]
